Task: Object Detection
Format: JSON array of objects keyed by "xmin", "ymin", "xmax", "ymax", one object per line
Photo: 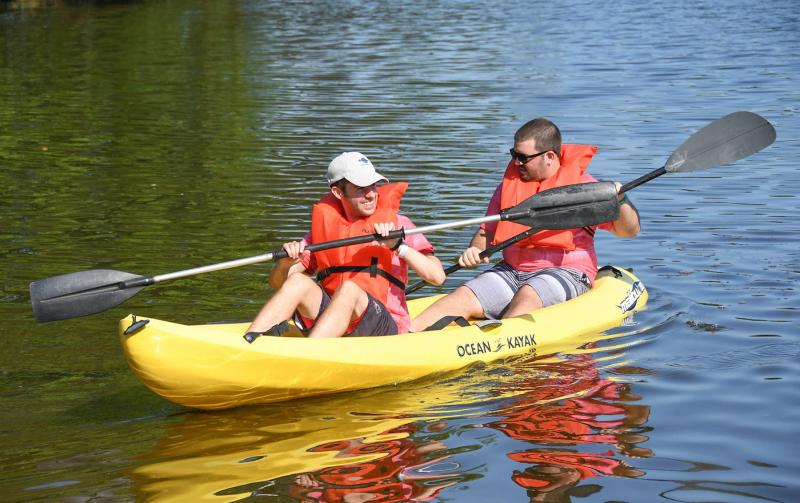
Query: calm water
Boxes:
[{"xmin": 1, "ymin": 0, "xmax": 799, "ymax": 501}]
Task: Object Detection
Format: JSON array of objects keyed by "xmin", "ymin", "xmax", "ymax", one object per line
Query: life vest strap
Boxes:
[
  {"xmin": 423, "ymin": 315, "xmax": 471, "ymax": 331},
  {"xmin": 316, "ymin": 266, "xmax": 406, "ymax": 291}
]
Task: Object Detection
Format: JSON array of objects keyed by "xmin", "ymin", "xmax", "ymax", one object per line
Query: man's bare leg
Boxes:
[
  {"xmin": 410, "ymin": 285, "xmax": 485, "ymax": 332},
  {"xmin": 501, "ymin": 284, "xmax": 543, "ymax": 318},
  {"xmin": 308, "ymin": 280, "xmax": 370, "ymax": 338},
  {"xmin": 247, "ymin": 273, "xmax": 323, "ymax": 334}
]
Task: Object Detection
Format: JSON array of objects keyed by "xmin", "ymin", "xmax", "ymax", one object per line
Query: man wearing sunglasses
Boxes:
[
  {"xmin": 411, "ymin": 118, "xmax": 640, "ymax": 331},
  {"xmin": 244, "ymin": 152, "xmax": 445, "ymax": 342}
]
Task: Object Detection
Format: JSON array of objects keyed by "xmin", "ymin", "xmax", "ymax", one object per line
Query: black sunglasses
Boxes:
[{"xmin": 509, "ymin": 148, "xmax": 550, "ymax": 164}]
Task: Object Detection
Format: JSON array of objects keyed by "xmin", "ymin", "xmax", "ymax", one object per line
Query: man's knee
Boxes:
[
  {"xmin": 451, "ymin": 285, "xmax": 479, "ymax": 303},
  {"xmin": 331, "ymin": 280, "xmax": 370, "ymax": 310},
  {"xmin": 514, "ymin": 284, "xmax": 542, "ymax": 303},
  {"xmin": 442, "ymin": 285, "xmax": 484, "ymax": 317},
  {"xmin": 505, "ymin": 284, "xmax": 543, "ymax": 315},
  {"xmin": 332, "ymin": 280, "xmax": 368, "ymax": 309},
  {"xmin": 283, "ymin": 272, "xmax": 316, "ymax": 290},
  {"xmin": 335, "ymin": 280, "xmax": 367, "ymax": 297}
]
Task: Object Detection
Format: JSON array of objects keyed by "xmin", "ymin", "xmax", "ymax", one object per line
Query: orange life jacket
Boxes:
[
  {"xmin": 311, "ymin": 182, "xmax": 407, "ymax": 303},
  {"xmin": 492, "ymin": 144, "xmax": 597, "ymax": 250}
]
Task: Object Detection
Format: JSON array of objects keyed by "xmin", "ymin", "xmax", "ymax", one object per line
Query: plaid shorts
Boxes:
[{"xmin": 463, "ymin": 262, "xmax": 591, "ymax": 319}]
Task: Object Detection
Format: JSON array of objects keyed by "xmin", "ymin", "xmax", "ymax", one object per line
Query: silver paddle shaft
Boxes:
[{"xmin": 150, "ymin": 213, "xmax": 507, "ymax": 284}]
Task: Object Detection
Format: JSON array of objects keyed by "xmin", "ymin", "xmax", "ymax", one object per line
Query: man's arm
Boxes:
[
  {"xmin": 401, "ymin": 246, "xmax": 445, "ymax": 285},
  {"xmin": 456, "ymin": 184, "xmax": 502, "ymax": 268},
  {"xmin": 374, "ymin": 220, "xmax": 445, "ymax": 285},
  {"xmin": 458, "ymin": 227, "xmax": 490, "ymax": 268},
  {"xmin": 608, "ymin": 191, "xmax": 641, "ymax": 237},
  {"xmin": 269, "ymin": 241, "xmax": 309, "ymax": 289},
  {"xmin": 470, "ymin": 227, "xmax": 488, "ymax": 249}
]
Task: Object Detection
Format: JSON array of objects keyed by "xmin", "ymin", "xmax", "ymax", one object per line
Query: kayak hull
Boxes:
[{"xmin": 119, "ymin": 266, "xmax": 647, "ymax": 410}]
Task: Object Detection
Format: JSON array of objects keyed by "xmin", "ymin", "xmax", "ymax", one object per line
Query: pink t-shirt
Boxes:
[
  {"xmin": 299, "ymin": 214, "xmax": 434, "ymax": 334},
  {"xmin": 481, "ymin": 174, "xmax": 613, "ymax": 283}
]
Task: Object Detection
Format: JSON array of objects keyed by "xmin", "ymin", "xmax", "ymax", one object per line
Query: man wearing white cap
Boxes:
[{"xmin": 244, "ymin": 152, "xmax": 445, "ymax": 341}]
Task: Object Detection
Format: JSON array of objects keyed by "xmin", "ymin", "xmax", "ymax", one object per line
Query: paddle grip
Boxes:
[
  {"xmin": 405, "ymin": 227, "xmax": 539, "ymax": 295},
  {"xmin": 271, "ymin": 229, "xmax": 407, "ymax": 260},
  {"xmin": 121, "ymin": 276, "xmax": 154, "ymax": 288},
  {"xmin": 619, "ymin": 166, "xmax": 666, "ymax": 195},
  {"xmin": 499, "ymin": 209, "xmax": 531, "ymax": 222}
]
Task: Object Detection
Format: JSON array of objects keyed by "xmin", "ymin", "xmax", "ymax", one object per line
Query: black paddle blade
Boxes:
[
  {"xmin": 30, "ymin": 269, "xmax": 146, "ymax": 322},
  {"xmin": 666, "ymin": 111, "xmax": 776, "ymax": 173},
  {"xmin": 508, "ymin": 181, "xmax": 620, "ymax": 229}
]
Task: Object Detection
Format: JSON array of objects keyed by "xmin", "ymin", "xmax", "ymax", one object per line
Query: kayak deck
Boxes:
[{"xmin": 119, "ymin": 266, "xmax": 647, "ymax": 410}]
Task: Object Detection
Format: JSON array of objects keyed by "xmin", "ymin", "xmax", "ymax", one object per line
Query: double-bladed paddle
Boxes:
[
  {"xmin": 30, "ymin": 180, "xmax": 620, "ymax": 322},
  {"xmin": 30, "ymin": 111, "xmax": 775, "ymax": 321},
  {"xmin": 406, "ymin": 111, "xmax": 777, "ymax": 294}
]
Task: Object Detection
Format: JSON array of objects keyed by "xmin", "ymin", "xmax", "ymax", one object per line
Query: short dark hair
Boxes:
[
  {"xmin": 514, "ymin": 117, "xmax": 562, "ymax": 154},
  {"xmin": 331, "ymin": 179, "xmax": 349, "ymax": 190}
]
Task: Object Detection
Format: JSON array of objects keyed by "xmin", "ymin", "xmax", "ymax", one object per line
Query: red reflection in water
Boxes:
[
  {"xmin": 484, "ymin": 355, "xmax": 652, "ymax": 499},
  {"xmin": 286, "ymin": 354, "xmax": 652, "ymax": 502},
  {"xmin": 288, "ymin": 423, "xmax": 456, "ymax": 502}
]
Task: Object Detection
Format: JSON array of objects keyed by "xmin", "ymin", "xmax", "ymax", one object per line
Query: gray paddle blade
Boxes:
[
  {"xmin": 666, "ymin": 111, "xmax": 776, "ymax": 173},
  {"xmin": 30, "ymin": 269, "xmax": 145, "ymax": 322},
  {"xmin": 512, "ymin": 181, "xmax": 620, "ymax": 229}
]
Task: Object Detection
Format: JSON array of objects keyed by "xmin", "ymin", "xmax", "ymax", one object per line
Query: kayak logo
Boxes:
[
  {"xmin": 493, "ymin": 338, "xmax": 506, "ymax": 352},
  {"xmin": 456, "ymin": 340, "xmax": 493, "ymax": 357},
  {"xmin": 618, "ymin": 281, "xmax": 645, "ymax": 313},
  {"xmin": 455, "ymin": 333, "xmax": 536, "ymax": 358},
  {"xmin": 505, "ymin": 333, "xmax": 536, "ymax": 351}
]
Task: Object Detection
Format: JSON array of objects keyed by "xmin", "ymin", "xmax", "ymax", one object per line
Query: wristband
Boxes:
[{"xmin": 396, "ymin": 243, "xmax": 410, "ymax": 258}]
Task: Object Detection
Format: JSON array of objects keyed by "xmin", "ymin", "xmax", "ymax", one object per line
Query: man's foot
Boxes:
[{"xmin": 243, "ymin": 321, "xmax": 289, "ymax": 343}]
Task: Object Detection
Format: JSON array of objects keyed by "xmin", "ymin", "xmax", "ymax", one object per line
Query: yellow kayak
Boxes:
[{"xmin": 119, "ymin": 265, "xmax": 647, "ymax": 410}]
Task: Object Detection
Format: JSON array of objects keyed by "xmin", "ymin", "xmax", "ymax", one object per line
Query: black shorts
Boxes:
[{"xmin": 293, "ymin": 290, "xmax": 398, "ymax": 337}]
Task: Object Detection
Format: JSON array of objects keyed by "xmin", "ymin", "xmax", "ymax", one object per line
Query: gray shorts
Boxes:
[{"xmin": 463, "ymin": 263, "xmax": 591, "ymax": 319}]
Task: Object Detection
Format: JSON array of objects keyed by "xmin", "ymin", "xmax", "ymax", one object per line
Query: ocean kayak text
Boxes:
[{"xmin": 456, "ymin": 333, "xmax": 536, "ymax": 357}]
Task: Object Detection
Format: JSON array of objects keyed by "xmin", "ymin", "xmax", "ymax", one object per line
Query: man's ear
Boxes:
[
  {"xmin": 330, "ymin": 184, "xmax": 345, "ymax": 200},
  {"xmin": 544, "ymin": 149, "xmax": 559, "ymax": 167}
]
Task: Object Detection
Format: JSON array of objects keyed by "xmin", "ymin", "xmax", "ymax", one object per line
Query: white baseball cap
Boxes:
[{"xmin": 326, "ymin": 152, "xmax": 389, "ymax": 187}]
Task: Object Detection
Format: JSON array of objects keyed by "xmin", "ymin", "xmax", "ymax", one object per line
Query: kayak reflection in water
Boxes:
[
  {"xmin": 481, "ymin": 354, "xmax": 651, "ymax": 501},
  {"xmin": 262, "ymin": 354, "xmax": 651, "ymax": 502},
  {"xmin": 245, "ymin": 152, "xmax": 444, "ymax": 341},
  {"xmin": 285, "ymin": 422, "xmax": 460, "ymax": 503}
]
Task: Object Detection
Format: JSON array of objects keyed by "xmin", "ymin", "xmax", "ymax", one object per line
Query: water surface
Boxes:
[{"xmin": 1, "ymin": 0, "xmax": 798, "ymax": 501}]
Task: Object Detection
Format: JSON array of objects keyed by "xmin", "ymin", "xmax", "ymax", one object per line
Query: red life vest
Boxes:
[
  {"xmin": 492, "ymin": 144, "xmax": 597, "ymax": 250},
  {"xmin": 311, "ymin": 183, "xmax": 407, "ymax": 304}
]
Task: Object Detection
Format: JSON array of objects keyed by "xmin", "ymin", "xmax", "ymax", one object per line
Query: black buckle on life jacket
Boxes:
[{"xmin": 317, "ymin": 266, "xmax": 406, "ymax": 290}]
